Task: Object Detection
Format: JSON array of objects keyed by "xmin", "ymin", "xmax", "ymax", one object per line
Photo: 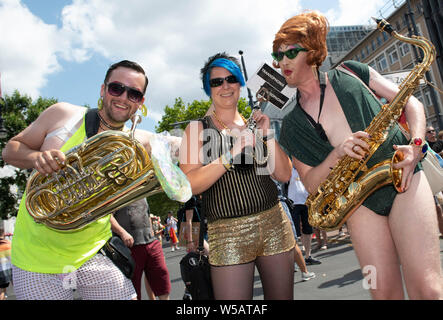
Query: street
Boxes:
[{"xmin": 4, "ymin": 232, "xmax": 443, "ymax": 300}]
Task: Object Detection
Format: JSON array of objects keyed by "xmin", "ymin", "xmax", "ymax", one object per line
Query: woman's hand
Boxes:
[
  {"xmin": 335, "ymin": 131, "xmax": 371, "ymax": 160},
  {"xmin": 252, "ymin": 110, "xmax": 270, "ymax": 133},
  {"xmin": 231, "ymin": 128, "xmax": 256, "ymax": 157},
  {"xmin": 392, "ymin": 144, "xmax": 422, "ymax": 192},
  {"xmin": 186, "ymin": 241, "xmax": 196, "ymax": 253}
]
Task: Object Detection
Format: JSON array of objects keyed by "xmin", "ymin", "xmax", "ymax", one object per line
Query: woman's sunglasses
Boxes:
[
  {"xmin": 209, "ymin": 75, "xmax": 239, "ymax": 88},
  {"xmin": 272, "ymin": 47, "xmax": 308, "ymax": 62},
  {"xmin": 106, "ymin": 82, "xmax": 144, "ymax": 103}
]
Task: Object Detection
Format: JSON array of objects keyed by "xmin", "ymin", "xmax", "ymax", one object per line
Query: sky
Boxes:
[{"xmin": 0, "ymin": 0, "xmax": 398, "ymax": 133}]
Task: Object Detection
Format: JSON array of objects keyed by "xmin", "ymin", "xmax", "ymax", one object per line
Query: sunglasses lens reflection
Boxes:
[
  {"xmin": 107, "ymin": 82, "xmax": 143, "ymax": 103},
  {"xmin": 209, "ymin": 75, "xmax": 238, "ymax": 88},
  {"xmin": 108, "ymin": 83, "xmax": 125, "ymax": 96}
]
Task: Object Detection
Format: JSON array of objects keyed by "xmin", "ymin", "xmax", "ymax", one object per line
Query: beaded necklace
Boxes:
[{"xmin": 97, "ymin": 111, "xmax": 125, "ymax": 131}]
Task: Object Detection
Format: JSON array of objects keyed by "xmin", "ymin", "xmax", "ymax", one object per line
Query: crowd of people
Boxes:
[{"xmin": 1, "ymin": 9, "xmax": 442, "ymax": 300}]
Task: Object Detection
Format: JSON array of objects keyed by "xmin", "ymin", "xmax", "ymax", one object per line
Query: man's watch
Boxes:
[{"xmin": 409, "ymin": 137, "xmax": 428, "ymax": 154}]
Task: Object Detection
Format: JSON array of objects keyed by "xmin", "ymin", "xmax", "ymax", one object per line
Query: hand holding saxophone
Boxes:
[
  {"xmin": 33, "ymin": 149, "xmax": 66, "ymax": 175},
  {"xmin": 392, "ymin": 143, "xmax": 422, "ymax": 192},
  {"xmin": 336, "ymin": 131, "xmax": 370, "ymax": 160}
]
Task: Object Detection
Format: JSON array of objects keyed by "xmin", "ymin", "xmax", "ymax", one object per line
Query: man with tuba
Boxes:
[
  {"xmin": 2, "ymin": 60, "xmax": 162, "ymax": 300},
  {"xmin": 274, "ymin": 11, "xmax": 442, "ymax": 299}
]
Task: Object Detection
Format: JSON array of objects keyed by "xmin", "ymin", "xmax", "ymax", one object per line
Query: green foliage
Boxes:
[
  {"xmin": 147, "ymin": 192, "xmax": 181, "ymax": 222},
  {"xmin": 155, "ymin": 97, "xmax": 251, "ymax": 133},
  {"xmin": 0, "ymin": 90, "xmax": 57, "ymax": 219}
]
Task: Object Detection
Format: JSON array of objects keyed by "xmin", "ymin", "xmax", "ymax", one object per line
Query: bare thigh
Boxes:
[
  {"xmin": 388, "ymin": 171, "xmax": 443, "ymax": 299},
  {"xmin": 347, "ymin": 205, "xmax": 404, "ymax": 299}
]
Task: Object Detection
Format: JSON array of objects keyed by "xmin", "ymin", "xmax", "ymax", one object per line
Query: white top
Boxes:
[
  {"xmin": 287, "ymin": 167, "xmax": 309, "ymax": 204},
  {"xmin": 45, "ymin": 108, "xmax": 86, "ymax": 143}
]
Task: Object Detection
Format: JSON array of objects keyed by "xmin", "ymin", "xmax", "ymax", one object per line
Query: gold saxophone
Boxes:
[
  {"xmin": 306, "ymin": 18, "xmax": 436, "ymax": 231},
  {"xmin": 25, "ymin": 115, "xmax": 163, "ymax": 231}
]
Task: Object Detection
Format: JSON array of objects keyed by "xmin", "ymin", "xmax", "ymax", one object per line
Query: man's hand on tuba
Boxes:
[{"xmin": 33, "ymin": 149, "xmax": 66, "ymax": 175}]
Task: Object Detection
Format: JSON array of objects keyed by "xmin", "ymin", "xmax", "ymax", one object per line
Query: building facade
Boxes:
[{"xmin": 334, "ymin": 0, "xmax": 443, "ymax": 130}]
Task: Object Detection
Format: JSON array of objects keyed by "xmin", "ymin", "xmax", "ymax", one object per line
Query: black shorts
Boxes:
[{"xmin": 290, "ymin": 204, "xmax": 313, "ymax": 236}]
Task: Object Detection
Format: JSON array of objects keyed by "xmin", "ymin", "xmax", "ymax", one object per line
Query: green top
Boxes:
[
  {"xmin": 279, "ymin": 60, "xmax": 417, "ymax": 215},
  {"xmin": 11, "ymin": 114, "xmax": 111, "ymax": 273}
]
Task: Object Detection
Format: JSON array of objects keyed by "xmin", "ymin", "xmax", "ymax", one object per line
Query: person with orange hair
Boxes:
[{"xmin": 275, "ymin": 11, "xmax": 442, "ymax": 299}]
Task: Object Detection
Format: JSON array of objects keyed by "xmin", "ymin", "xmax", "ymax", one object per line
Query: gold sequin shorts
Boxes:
[{"xmin": 208, "ymin": 202, "xmax": 295, "ymax": 266}]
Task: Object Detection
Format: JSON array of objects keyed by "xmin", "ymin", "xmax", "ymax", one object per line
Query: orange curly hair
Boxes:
[{"xmin": 272, "ymin": 11, "xmax": 329, "ymax": 68}]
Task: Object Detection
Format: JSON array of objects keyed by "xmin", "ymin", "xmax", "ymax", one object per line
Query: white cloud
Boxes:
[
  {"xmin": 58, "ymin": 0, "xmax": 304, "ymax": 115},
  {"xmin": 326, "ymin": 0, "xmax": 387, "ymax": 26},
  {"xmin": 0, "ymin": 0, "xmax": 63, "ymax": 98},
  {"xmin": 0, "ymin": 165, "xmax": 17, "ymax": 178},
  {"xmin": 0, "ymin": 0, "xmax": 394, "ymax": 129}
]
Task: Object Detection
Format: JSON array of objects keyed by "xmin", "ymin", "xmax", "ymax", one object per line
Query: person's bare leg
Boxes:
[
  {"xmin": 293, "ymin": 246, "xmax": 308, "ymax": 273},
  {"xmin": 389, "ymin": 172, "xmax": 443, "ymax": 299},
  {"xmin": 301, "ymin": 233, "xmax": 312, "ymax": 258},
  {"xmin": 144, "ymin": 275, "xmax": 156, "ymax": 300},
  {"xmin": 256, "ymin": 250, "xmax": 294, "ymax": 300},
  {"xmin": 211, "ymin": 262, "xmax": 255, "ymax": 300},
  {"xmin": 347, "ymin": 206, "xmax": 405, "ymax": 299}
]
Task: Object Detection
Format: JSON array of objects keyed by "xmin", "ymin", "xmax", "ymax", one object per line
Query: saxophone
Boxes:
[
  {"xmin": 26, "ymin": 115, "xmax": 163, "ymax": 231},
  {"xmin": 306, "ymin": 18, "xmax": 436, "ymax": 231}
]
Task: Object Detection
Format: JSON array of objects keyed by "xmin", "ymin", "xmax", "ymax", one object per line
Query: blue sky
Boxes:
[{"xmin": 0, "ymin": 0, "xmax": 396, "ymax": 133}]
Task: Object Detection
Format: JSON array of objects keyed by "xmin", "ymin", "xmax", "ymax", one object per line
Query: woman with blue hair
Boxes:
[{"xmin": 179, "ymin": 52, "xmax": 295, "ymax": 299}]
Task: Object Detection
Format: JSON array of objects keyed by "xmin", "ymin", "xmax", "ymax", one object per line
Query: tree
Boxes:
[
  {"xmin": 0, "ymin": 90, "xmax": 57, "ymax": 219},
  {"xmin": 155, "ymin": 97, "xmax": 251, "ymax": 133}
]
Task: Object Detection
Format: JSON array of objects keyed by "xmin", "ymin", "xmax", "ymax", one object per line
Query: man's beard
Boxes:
[{"xmin": 102, "ymin": 98, "xmax": 133, "ymax": 124}]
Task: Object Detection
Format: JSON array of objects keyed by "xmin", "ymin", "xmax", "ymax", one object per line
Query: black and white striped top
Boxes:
[{"xmin": 200, "ymin": 116, "xmax": 279, "ymax": 222}]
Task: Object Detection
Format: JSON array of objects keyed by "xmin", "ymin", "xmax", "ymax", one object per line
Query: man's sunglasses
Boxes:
[
  {"xmin": 209, "ymin": 75, "xmax": 239, "ymax": 88},
  {"xmin": 271, "ymin": 47, "xmax": 308, "ymax": 62},
  {"xmin": 106, "ymin": 82, "xmax": 144, "ymax": 103},
  {"xmin": 427, "ymin": 129, "xmax": 436, "ymax": 133}
]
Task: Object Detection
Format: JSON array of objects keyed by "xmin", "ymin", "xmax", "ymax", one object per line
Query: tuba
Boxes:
[
  {"xmin": 26, "ymin": 115, "xmax": 164, "ymax": 231},
  {"xmin": 306, "ymin": 18, "xmax": 436, "ymax": 231}
]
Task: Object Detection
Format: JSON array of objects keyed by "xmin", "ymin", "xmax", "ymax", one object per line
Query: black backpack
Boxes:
[
  {"xmin": 179, "ymin": 202, "xmax": 214, "ymax": 300},
  {"xmin": 179, "ymin": 251, "xmax": 214, "ymax": 300}
]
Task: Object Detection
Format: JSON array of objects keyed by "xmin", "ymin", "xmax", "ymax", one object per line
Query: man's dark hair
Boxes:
[{"xmin": 104, "ymin": 60, "xmax": 149, "ymax": 94}]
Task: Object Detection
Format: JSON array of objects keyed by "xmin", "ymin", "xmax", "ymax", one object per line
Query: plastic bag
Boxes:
[{"xmin": 149, "ymin": 133, "xmax": 192, "ymax": 202}]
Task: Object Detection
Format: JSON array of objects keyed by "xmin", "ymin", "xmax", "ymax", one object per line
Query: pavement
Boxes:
[{"xmin": 4, "ymin": 231, "xmax": 443, "ymax": 301}]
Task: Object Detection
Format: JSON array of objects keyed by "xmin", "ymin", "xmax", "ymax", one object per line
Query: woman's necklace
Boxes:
[
  {"xmin": 211, "ymin": 110, "xmax": 269, "ymax": 165},
  {"xmin": 97, "ymin": 111, "xmax": 125, "ymax": 131},
  {"xmin": 211, "ymin": 110, "xmax": 247, "ymax": 135}
]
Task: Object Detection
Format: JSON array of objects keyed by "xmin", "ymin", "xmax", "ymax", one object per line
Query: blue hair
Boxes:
[{"xmin": 203, "ymin": 58, "xmax": 245, "ymax": 97}]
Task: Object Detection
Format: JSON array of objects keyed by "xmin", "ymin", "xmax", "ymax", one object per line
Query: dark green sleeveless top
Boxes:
[
  {"xmin": 200, "ymin": 116, "xmax": 279, "ymax": 222},
  {"xmin": 279, "ymin": 60, "xmax": 418, "ymax": 216}
]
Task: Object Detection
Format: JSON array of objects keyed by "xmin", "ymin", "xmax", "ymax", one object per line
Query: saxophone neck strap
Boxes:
[
  {"xmin": 318, "ymin": 71, "xmax": 326, "ymax": 122},
  {"xmin": 297, "ymin": 71, "xmax": 329, "ymax": 142},
  {"xmin": 85, "ymin": 108, "xmax": 101, "ymax": 138}
]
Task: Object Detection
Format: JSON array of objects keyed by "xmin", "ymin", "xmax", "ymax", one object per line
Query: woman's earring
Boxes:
[
  {"xmin": 140, "ymin": 104, "xmax": 148, "ymax": 117},
  {"xmin": 272, "ymin": 60, "xmax": 280, "ymax": 69},
  {"xmin": 97, "ymin": 97, "xmax": 103, "ymax": 110}
]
